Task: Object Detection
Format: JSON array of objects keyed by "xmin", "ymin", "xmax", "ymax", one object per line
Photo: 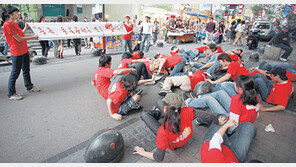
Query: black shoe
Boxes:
[{"xmin": 158, "ymin": 89, "xmax": 172, "ymax": 96}]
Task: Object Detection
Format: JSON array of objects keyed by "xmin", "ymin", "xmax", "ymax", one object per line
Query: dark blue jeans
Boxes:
[
  {"xmin": 8, "ymin": 52, "xmax": 33, "ymax": 97},
  {"xmin": 203, "ymin": 122, "xmax": 256, "ymax": 163},
  {"xmin": 122, "ymin": 39, "xmax": 133, "ymax": 54},
  {"xmin": 140, "ymin": 34, "xmax": 150, "ymax": 52},
  {"xmin": 275, "ymin": 43, "xmax": 293, "ymax": 59},
  {"xmin": 3, "ymin": 40, "xmax": 9, "ymax": 55},
  {"xmin": 170, "ymin": 57, "xmax": 187, "ymax": 77},
  {"xmin": 252, "ymin": 73, "xmax": 273, "ymax": 101}
]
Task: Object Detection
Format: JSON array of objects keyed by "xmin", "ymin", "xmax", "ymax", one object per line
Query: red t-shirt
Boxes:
[
  {"xmin": 118, "ymin": 59, "xmax": 133, "ymax": 69},
  {"xmin": 170, "ymin": 49, "xmax": 180, "ymax": 57},
  {"xmin": 286, "ymin": 71, "xmax": 296, "ymax": 82},
  {"xmin": 216, "ymin": 47, "xmax": 223, "ymax": 53},
  {"xmin": 187, "ymin": 70, "xmax": 208, "ymax": 92},
  {"xmin": 229, "ymin": 94, "xmax": 259, "ymax": 124},
  {"xmin": 227, "ymin": 61, "xmax": 250, "ymax": 81},
  {"xmin": 201, "ymin": 141, "xmax": 239, "ymax": 163},
  {"xmin": 229, "ymin": 54, "xmax": 240, "ymax": 62},
  {"xmin": 158, "ymin": 55, "xmax": 183, "ymax": 68},
  {"xmin": 266, "ymin": 80, "xmax": 294, "ymax": 107},
  {"xmin": 2, "ymin": 21, "xmax": 28, "ymax": 56},
  {"xmin": 108, "ymin": 81, "xmax": 128, "ymax": 113},
  {"xmin": 293, "ymin": 65, "xmax": 296, "ymax": 69},
  {"xmin": 122, "ymin": 23, "xmax": 134, "ymax": 40},
  {"xmin": 156, "ymin": 107, "xmax": 194, "ymax": 151},
  {"xmin": 92, "ymin": 67, "xmax": 114, "ymax": 99},
  {"xmin": 196, "ymin": 46, "xmax": 208, "ymax": 53}
]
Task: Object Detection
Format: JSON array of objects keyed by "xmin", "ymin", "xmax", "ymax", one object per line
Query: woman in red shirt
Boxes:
[
  {"xmin": 133, "ymin": 93, "xmax": 195, "ymax": 162},
  {"xmin": 122, "ymin": 15, "xmax": 134, "ymax": 54},
  {"xmin": 227, "ymin": 75, "xmax": 260, "ymax": 134},
  {"xmin": 1, "ymin": 6, "xmax": 39, "ymax": 100}
]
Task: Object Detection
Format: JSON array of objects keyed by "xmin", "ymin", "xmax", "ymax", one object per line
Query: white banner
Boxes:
[{"xmin": 28, "ymin": 22, "xmax": 127, "ymax": 40}]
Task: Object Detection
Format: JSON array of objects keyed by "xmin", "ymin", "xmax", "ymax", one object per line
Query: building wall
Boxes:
[{"xmin": 105, "ymin": 4, "xmax": 137, "ymax": 22}]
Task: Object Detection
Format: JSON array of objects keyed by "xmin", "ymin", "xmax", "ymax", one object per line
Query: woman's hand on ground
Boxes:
[
  {"xmin": 111, "ymin": 113, "xmax": 122, "ymax": 120},
  {"xmin": 133, "ymin": 146, "xmax": 145, "ymax": 156}
]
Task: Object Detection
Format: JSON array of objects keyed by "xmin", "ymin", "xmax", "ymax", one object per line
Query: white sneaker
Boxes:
[
  {"xmin": 279, "ymin": 57, "xmax": 288, "ymax": 62},
  {"xmin": 9, "ymin": 94, "xmax": 23, "ymax": 100}
]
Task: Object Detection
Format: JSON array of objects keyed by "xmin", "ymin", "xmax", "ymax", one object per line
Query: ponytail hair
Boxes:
[
  {"xmin": 235, "ymin": 75, "xmax": 258, "ymax": 106},
  {"xmin": 1, "ymin": 6, "xmax": 19, "ymax": 25},
  {"xmin": 163, "ymin": 101, "xmax": 181, "ymax": 134}
]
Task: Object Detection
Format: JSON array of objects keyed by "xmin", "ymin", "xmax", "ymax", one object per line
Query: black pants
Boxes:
[
  {"xmin": 218, "ymin": 34, "xmax": 223, "ymax": 44},
  {"xmin": 8, "ymin": 52, "xmax": 33, "ymax": 97},
  {"xmin": 67, "ymin": 39, "xmax": 72, "ymax": 47},
  {"xmin": 73, "ymin": 38, "xmax": 81, "ymax": 55},
  {"xmin": 39, "ymin": 40, "xmax": 49, "ymax": 57},
  {"xmin": 135, "ymin": 62, "xmax": 151, "ymax": 79}
]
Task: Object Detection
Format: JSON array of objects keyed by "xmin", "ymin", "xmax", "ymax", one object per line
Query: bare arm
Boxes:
[
  {"xmin": 113, "ymin": 68, "xmax": 134, "ymax": 75},
  {"xmin": 22, "ymin": 23, "xmax": 29, "ymax": 34},
  {"xmin": 132, "ymin": 59, "xmax": 150, "ymax": 63},
  {"xmin": 207, "ymin": 73, "xmax": 231, "ymax": 84},
  {"xmin": 133, "ymin": 146, "xmax": 155, "ymax": 161},
  {"xmin": 217, "ymin": 120, "xmax": 237, "ymax": 137},
  {"xmin": 249, "ymin": 68, "xmax": 267, "ymax": 75},
  {"xmin": 11, "ymin": 33, "xmax": 38, "ymax": 42},
  {"xmin": 106, "ymin": 98, "xmax": 122, "ymax": 120},
  {"xmin": 137, "ymin": 74, "xmax": 155, "ymax": 85},
  {"xmin": 259, "ymin": 104, "xmax": 286, "ymax": 112}
]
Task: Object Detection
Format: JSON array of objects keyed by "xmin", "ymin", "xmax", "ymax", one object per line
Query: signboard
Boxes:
[
  {"xmin": 77, "ymin": 4, "xmax": 82, "ymax": 14},
  {"xmin": 42, "ymin": 4, "xmax": 65, "ymax": 17},
  {"xmin": 28, "ymin": 22, "xmax": 127, "ymax": 40},
  {"xmin": 105, "ymin": 34, "xmax": 140, "ymax": 54},
  {"xmin": 92, "ymin": 4, "xmax": 103, "ymax": 14}
]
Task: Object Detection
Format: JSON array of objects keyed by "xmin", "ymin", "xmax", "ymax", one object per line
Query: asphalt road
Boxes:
[{"xmin": 0, "ymin": 39, "xmax": 295, "ymax": 162}]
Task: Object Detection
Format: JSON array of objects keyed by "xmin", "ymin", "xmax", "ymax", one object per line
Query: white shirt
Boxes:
[
  {"xmin": 141, "ymin": 21, "xmax": 153, "ymax": 35},
  {"xmin": 236, "ymin": 24, "xmax": 246, "ymax": 33}
]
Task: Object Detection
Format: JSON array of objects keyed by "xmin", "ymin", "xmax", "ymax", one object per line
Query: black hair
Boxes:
[
  {"xmin": 38, "ymin": 15, "xmax": 45, "ymax": 22},
  {"xmin": 237, "ymin": 19, "xmax": 241, "ymax": 23},
  {"xmin": 122, "ymin": 52, "xmax": 133, "ymax": 60},
  {"xmin": 209, "ymin": 43, "xmax": 217, "ymax": 50},
  {"xmin": 171, "ymin": 46, "xmax": 177, "ymax": 51},
  {"xmin": 57, "ymin": 15, "xmax": 63, "ymax": 22},
  {"xmin": 162, "ymin": 101, "xmax": 181, "ymax": 134},
  {"xmin": 138, "ymin": 51, "xmax": 144, "ymax": 58},
  {"xmin": 121, "ymin": 71, "xmax": 140, "ymax": 94},
  {"xmin": 1, "ymin": 5, "xmax": 19, "ymax": 24},
  {"xmin": 276, "ymin": 73, "xmax": 288, "ymax": 81},
  {"xmin": 217, "ymin": 53, "xmax": 232, "ymax": 62},
  {"xmin": 235, "ymin": 75, "xmax": 258, "ymax": 106},
  {"xmin": 210, "ymin": 17, "xmax": 214, "ymax": 20},
  {"xmin": 237, "ymin": 49, "xmax": 243, "ymax": 58},
  {"xmin": 154, "ymin": 53, "xmax": 160, "ymax": 60},
  {"xmin": 241, "ymin": 20, "xmax": 245, "ymax": 24},
  {"xmin": 73, "ymin": 15, "xmax": 78, "ymax": 22},
  {"xmin": 231, "ymin": 21, "xmax": 236, "ymax": 25},
  {"xmin": 99, "ymin": 55, "xmax": 112, "ymax": 67}
]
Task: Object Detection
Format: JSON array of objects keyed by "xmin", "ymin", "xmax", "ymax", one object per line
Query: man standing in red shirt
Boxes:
[
  {"xmin": 252, "ymin": 67, "xmax": 294, "ymax": 112},
  {"xmin": 122, "ymin": 15, "xmax": 134, "ymax": 54},
  {"xmin": 92, "ymin": 55, "xmax": 136, "ymax": 99}
]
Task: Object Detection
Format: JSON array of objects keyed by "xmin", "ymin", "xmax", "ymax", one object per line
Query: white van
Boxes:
[{"xmin": 251, "ymin": 20, "xmax": 272, "ymax": 41}]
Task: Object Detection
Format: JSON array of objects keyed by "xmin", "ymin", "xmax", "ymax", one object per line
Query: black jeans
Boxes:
[
  {"xmin": 8, "ymin": 52, "xmax": 33, "ymax": 97},
  {"xmin": 135, "ymin": 62, "xmax": 151, "ymax": 79},
  {"xmin": 73, "ymin": 38, "xmax": 81, "ymax": 55},
  {"xmin": 67, "ymin": 39, "xmax": 72, "ymax": 47},
  {"xmin": 39, "ymin": 40, "xmax": 49, "ymax": 57},
  {"xmin": 218, "ymin": 34, "xmax": 223, "ymax": 44}
]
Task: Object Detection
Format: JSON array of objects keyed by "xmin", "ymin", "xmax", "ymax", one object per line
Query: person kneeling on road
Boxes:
[
  {"xmin": 106, "ymin": 71, "xmax": 155, "ymax": 120},
  {"xmin": 158, "ymin": 70, "xmax": 208, "ymax": 96}
]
